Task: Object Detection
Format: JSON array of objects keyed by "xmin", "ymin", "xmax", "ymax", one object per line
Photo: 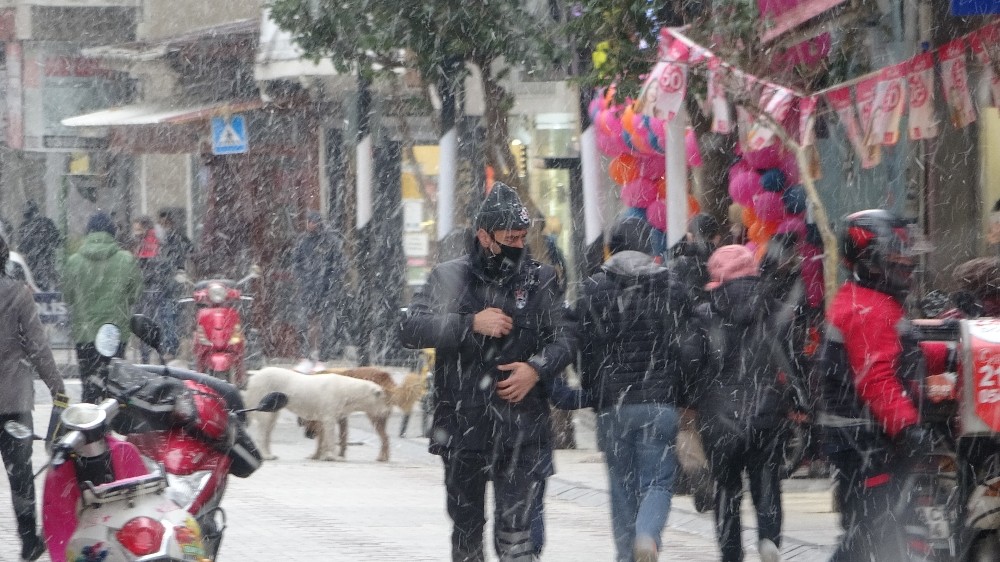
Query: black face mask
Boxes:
[{"xmin": 484, "ymin": 236, "xmax": 524, "ymax": 277}]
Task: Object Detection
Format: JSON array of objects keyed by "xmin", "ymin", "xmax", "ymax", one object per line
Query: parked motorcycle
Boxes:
[{"xmin": 179, "ymin": 267, "xmax": 261, "ymax": 388}]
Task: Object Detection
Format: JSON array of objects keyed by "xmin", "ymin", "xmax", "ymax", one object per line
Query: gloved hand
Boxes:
[{"xmin": 896, "ymin": 425, "xmax": 934, "ymax": 458}]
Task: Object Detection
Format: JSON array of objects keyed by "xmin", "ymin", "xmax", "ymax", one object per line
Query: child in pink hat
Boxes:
[{"xmin": 705, "ymin": 244, "xmax": 758, "ymax": 291}]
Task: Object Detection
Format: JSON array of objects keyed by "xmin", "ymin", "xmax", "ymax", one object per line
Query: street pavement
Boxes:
[{"xmin": 0, "ymin": 376, "xmax": 841, "ymax": 561}]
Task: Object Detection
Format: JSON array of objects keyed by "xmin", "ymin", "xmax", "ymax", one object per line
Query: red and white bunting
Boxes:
[
  {"xmin": 747, "ymin": 84, "xmax": 795, "ymax": 150},
  {"xmin": 736, "ymin": 105, "xmax": 755, "ymax": 154},
  {"xmin": 870, "ymin": 63, "xmax": 907, "ymax": 146},
  {"xmin": 708, "ymin": 58, "xmax": 732, "ymax": 134},
  {"xmin": 799, "ymin": 95, "xmax": 818, "ymax": 147},
  {"xmin": 907, "ymin": 53, "xmax": 938, "ymax": 139},
  {"xmin": 826, "ymin": 86, "xmax": 881, "ymax": 169},
  {"xmin": 970, "ymin": 24, "xmax": 1000, "ymax": 108},
  {"xmin": 854, "ymin": 77, "xmax": 879, "ymax": 142},
  {"xmin": 639, "ymin": 38, "xmax": 689, "ymax": 122},
  {"xmin": 939, "ymin": 37, "xmax": 977, "ymax": 128}
]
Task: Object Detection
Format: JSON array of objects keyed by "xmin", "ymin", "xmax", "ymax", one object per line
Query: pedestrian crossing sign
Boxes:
[{"xmin": 211, "ymin": 115, "xmax": 248, "ymax": 155}]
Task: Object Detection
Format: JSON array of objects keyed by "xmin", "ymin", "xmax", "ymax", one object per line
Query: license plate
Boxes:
[{"xmin": 918, "ymin": 506, "xmax": 952, "ymax": 540}]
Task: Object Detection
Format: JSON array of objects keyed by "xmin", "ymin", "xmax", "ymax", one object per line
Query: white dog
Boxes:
[{"xmin": 244, "ymin": 367, "xmax": 392, "ymax": 462}]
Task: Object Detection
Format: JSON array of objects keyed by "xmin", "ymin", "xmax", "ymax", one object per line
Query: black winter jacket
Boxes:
[
  {"xmin": 399, "ymin": 249, "xmax": 576, "ymax": 454},
  {"xmin": 576, "ymin": 251, "xmax": 696, "ymax": 411},
  {"xmin": 691, "ymin": 276, "xmax": 797, "ymax": 433}
]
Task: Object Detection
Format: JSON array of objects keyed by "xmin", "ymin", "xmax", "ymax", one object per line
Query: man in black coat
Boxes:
[
  {"xmin": 577, "ymin": 216, "xmax": 697, "ymax": 562},
  {"xmin": 400, "ymin": 182, "xmax": 576, "ymax": 562},
  {"xmin": 667, "ymin": 213, "xmax": 722, "ymax": 305},
  {"xmin": 292, "ymin": 210, "xmax": 347, "ymax": 372},
  {"xmin": 16, "ymin": 200, "xmax": 61, "ymax": 291}
]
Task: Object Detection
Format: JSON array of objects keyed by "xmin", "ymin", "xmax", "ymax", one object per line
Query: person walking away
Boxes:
[
  {"xmin": 690, "ymin": 244, "xmax": 798, "ymax": 562},
  {"xmin": 668, "ymin": 213, "xmax": 722, "ymax": 304},
  {"xmin": 62, "ymin": 213, "xmax": 142, "ymax": 403},
  {"xmin": 292, "ymin": 210, "xmax": 347, "ymax": 373},
  {"xmin": 577, "ymin": 216, "xmax": 697, "ymax": 562},
  {"xmin": 16, "ymin": 200, "xmax": 61, "ymax": 291},
  {"xmin": 0, "ymin": 235, "xmax": 67, "ymax": 560},
  {"xmin": 131, "ymin": 216, "xmax": 161, "ymax": 363},
  {"xmin": 157, "ymin": 208, "xmax": 192, "ymax": 361},
  {"xmin": 400, "ymin": 182, "xmax": 576, "ymax": 562},
  {"xmin": 814, "ymin": 210, "xmax": 936, "ymax": 561}
]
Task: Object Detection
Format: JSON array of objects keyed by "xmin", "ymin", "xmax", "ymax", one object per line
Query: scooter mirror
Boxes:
[
  {"xmin": 256, "ymin": 392, "xmax": 288, "ymax": 413},
  {"xmin": 95, "ymin": 324, "xmax": 122, "ymax": 358},
  {"xmin": 4, "ymin": 420, "xmax": 36, "ymax": 441},
  {"xmin": 130, "ymin": 314, "xmax": 163, "ymax": 353}
]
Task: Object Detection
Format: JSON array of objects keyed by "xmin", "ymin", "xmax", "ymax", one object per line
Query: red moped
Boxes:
[{"xmin": 180, "ymin": 267, "xmax": 259, "ymax": 389}]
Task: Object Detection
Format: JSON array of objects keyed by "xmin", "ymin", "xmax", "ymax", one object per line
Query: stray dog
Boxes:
[
  {"xmin": 307, "ymin": 367, "xmax": 428, "ymax": 438},
  {"xmin": 245, "ymin": 367, "xmax": 392, "ymax": 462}
]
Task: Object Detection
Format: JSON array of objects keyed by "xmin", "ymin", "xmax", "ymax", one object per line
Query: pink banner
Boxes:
[
  {"xmin": 939, "ymin": 37, "xmax": 976, "ymax": 128},
  {"xmin": 799, "ymin": 95, "xmax": 818, "ymax": 147},
  {"xmin": 708, "ymin": 58, "xmax": 732, "ymax": 134},
  {"xmin": 747, "ymin": 84, "xmax": 795, "ymax": 150},
  {"xmin": 638, "ymin": 37, "xmax": 689, "ymax": 122},
  {"xmin": 854, "ymin": 77, "xmax": 878, "ymax": 142},
  {"xmin": 826, "ymin": 86, "xmax": 880, "ymax": 169},
  {"xmin": 907, "ymin": 52, "xmax": 938, "ymax": 140},
  {"xmin": 970, "ymin": 24, "xmax": 1000, "ymax": 108},
  {"xmin": 870, "ymin": 63, "xmax": 906, "ymax": 146}
]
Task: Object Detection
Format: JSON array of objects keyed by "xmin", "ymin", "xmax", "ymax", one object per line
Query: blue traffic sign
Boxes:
[{"xmin": 211, "ymin": 115, "xmax": 248, "ymax": 155}]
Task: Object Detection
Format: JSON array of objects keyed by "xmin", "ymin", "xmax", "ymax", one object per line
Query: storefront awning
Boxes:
[
  {"xmin": 256, "ymin": 8, "xmax": 339, "ymax": 82},
  {"xmin": 61, "ymin": 99, "xmax": 262, "ymax": 128}
]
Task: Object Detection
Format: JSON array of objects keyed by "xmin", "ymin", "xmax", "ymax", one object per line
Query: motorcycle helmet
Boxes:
[{"xmin": 840, "ymin": 209, "xmax": 928, "ymax": 297}]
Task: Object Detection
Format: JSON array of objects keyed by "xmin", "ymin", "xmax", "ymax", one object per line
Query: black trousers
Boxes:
[
  {"xmin": 76, "ymin": 342, "xmax": 125, "ymax": 403},
  {"xmin": 442, "ymin": 447, "xmax": 542, "ymax": 562},
  {"xmin": 828, "ymin": 450, "xmax": 905, "ymax": 562},
  {"xmin": 702, "ymin": 426, "xmax": 785, "ymax": 562},
  {"xmin": 0, "ymin": 412, "xmax": 38, "ymax": 545}
]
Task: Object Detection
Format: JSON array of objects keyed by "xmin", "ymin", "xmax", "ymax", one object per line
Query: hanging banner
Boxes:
[
  {"xmin": 870, "ymin": 62, "xmax": 906, "ymax": 146},
  {"xmin": 939, "ymin": 37, "xmax": 977, "ymax": 128},
  {"xmin": 747, "ymin": 84, "xmax": 795, "ymax": 150},
  {"xmin": 799, "ymin": 95, "xmax": 818, "ymax": 146},
  {"xmin": 826, "ymin": 86, "xmax": 881, "ymax": 168},
  {"xmin": 854, "ymin": 77, "xmax": 879, "ymax": 142},
  {"xmin": 638, "ymin": 38, "xmax": 689, "ymax": 122},
  {"xmin": 737, "ymin": 105, "xmax": 755, "ymax": 153},
  {"xmin": 907, "ymin": 52, "xmax": 939, "ymax": 139},
  {"xmin": 708, "ymin": 58, "xmax": 732, "ymax": 133},
  {"xmin": 970, "ymin": 23, "xmax": 1000, "ymax": 108}
]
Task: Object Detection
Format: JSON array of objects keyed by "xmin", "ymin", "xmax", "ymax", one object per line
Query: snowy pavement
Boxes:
[{"xmin": 0, "ymin": 378, "xmax": 841, "ymax": 561}]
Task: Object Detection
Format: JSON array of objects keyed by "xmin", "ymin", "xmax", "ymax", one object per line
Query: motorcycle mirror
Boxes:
[
  {"xmin": 130, "ymin": 315, "xmax": 163, "ymax": 354},
  {"xmin": 4, "ymin": 420, "xmax": 38, "ymax": 441},
  {"xmin": 256, "ymin": 392, "xmax": 288, "ymax": 413},
  {"xmin": 94, "ymin": 324, "xmax": 122, "ymax": 358}
]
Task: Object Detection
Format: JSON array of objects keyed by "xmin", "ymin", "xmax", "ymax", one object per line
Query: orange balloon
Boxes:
[
  {"xmin": 741, "ymin": 207, "xmax": 758, "ymax": 228},
  {"xmin": 608, "ymin": 154, "xmax": 640, "ymax": 185},
  {"xmin": 754, "ymin": 241, "xmax": 769, "ymax": 262},
  {"xmin": 688, "ymin": 195, "xmax": 701, "ymax": 217},
  {"xmin": 621, "ymin": 105, "xmax": 638, "ymax": 137},
  {"xmin": 760, "ymin": 219, "xmax": 779, "ymax": 239}
]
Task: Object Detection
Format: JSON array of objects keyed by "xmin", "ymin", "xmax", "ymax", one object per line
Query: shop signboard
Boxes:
[
  {"xmin": 34, "ymin": 292, "xmax": 72, "ymax": 349},
  {"xmin": 952, "ymin": 0, "xmax": 1000, "ymax": 15}
]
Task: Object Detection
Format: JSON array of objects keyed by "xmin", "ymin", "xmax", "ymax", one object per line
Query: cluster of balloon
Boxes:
[
  {"xmin": 727, "ymin": 142, "xmax": 810, "ymax": 260},
  {"xmin": 592, "ymin": 91, "xmax": 701, "ymax": 233}
]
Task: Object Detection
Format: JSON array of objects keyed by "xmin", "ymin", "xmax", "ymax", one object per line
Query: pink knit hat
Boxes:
[{"xmin": 705, "ymin": 245, "xmax": 758, "ymax": 290}]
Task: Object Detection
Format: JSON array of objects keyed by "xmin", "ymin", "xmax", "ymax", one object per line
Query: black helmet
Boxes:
[
  {"xmin": 475, "ymin": 182, "xmax": 531, "ymax": 232},
  {"xmin": 840, "ymin": 209, "xmax": 924, "ymax": 296}
]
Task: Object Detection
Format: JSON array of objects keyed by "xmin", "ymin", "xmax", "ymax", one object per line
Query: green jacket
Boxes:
[{"xmin": 63, "ymin": 232, "xmax": 143, "ymax": 344}]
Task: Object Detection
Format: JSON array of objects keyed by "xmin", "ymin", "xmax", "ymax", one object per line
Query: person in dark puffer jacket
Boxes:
[
  {"xmin": 577, "ymin": 217, "xmax": 698, "ymax": 562},
  {"xmin": 691, "ymin": 244, "xmax": 797, "ymax": 562}
]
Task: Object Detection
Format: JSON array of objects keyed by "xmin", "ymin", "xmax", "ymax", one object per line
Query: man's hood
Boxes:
[
  {"xmin": 602, "ymin": 251, "xmax": 665, "ymax": 282},
  {"xmin": 78, "ymin": 232, "xmax": 121, "ymax": 261},
  {"xmin": 708, "ymin": 276, "xmax": 766, "ymax": 325}
]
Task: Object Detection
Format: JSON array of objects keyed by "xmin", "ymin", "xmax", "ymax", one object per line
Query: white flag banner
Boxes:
[
  {"xmin": 826, "ymin": 86, "xmax": 881, "ymax": 169},
  {"xmin": 939, "ymin": 37, "xmax": 977, "ymax": 128},
  {"xmin": 746, "ymin": 84, "xmax": 795, "ymax": 151},
  {"xmin": 708, "ymin": 58, "xmax": 732, "ymax": 134},
  {"xmin": 854, "ymin": 77, "xmax": 879, "ymax": 142},
  {"xmin": 870, "ymin": 63, "xmax": 906, "ymax": 146},
  {"xmin": 799, "ymin": 95, "xmax": 818, "ymax": 147},
  {"xmin": 970, "ymin": 24, "xmax": 1000, "ymax": 108},
  {"xmin": 638, "ymin": 38, "xmax": 689, "ymax": 122},
  {"xmin": 907, "ymin": 53, "xmax": 938, "ymax": 140}
]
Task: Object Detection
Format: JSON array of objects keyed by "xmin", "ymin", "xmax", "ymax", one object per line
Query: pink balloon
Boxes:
[
  {"xmin": 621, "ymin": 177, "xmax": 659, "ymax": 209},
  {"xmin": 753, "ymin": 191, "xmax": 786, "ymax": 223},
  {"xmin": 743, "ymin": 143, "xmax": 783, "ymax": 170},
  {"xmin": 597, "ymin": 133, "xmax": 629, "ymax": 158},
  {"xmin": 648, "ymin": 116, "xmax": 666, "ymax": 151},
  {"xmin": 597, "ymin": 107, "xmax": 624, "ymax": 138},
  {"xmin": 646, "ymin": 197, "xmax": 667, "ymax": 231},
  {"xmin": 729, "ymin": 169, "xmax": 763, "ymax": 207},
  {"xmin": 778, "ymin": 153, "xmax": 801, "ymax": 185},
  {"xmin": 588, "ymin": 98, "xmax": 603, "ymax": 122},
  {"xmin": 776, "ymin": 216, "xmax": 807, "ymax": 238},
  {"xmin": 639, "ymin": 155, "xmax": 665, "ymax": 180},
  {"xmin": 686, "ymin": 128, "xmax": 703, "ymax": 167}
]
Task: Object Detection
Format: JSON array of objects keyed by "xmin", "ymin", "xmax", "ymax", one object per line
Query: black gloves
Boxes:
[{"xmin": 896, "ymin": 425, "xmax": 934, "ymax": 458}]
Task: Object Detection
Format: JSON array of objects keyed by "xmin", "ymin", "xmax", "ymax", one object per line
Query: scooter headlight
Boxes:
[
  {"xmin": 207, "ymin": 283, "xmax": 228, "ymax": 304},
  {"xmin": 165, "ymin": 470, "xmax": 212, "ymax": 509},
  {"xmin": 62, "ymin": 403, "xmax": 107, "ymax": 432}
]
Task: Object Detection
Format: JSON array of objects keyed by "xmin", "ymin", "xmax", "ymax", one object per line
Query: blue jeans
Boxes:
[{"xmin": 597, "ymin": 403, "xmax": 680, "ymax": 562}]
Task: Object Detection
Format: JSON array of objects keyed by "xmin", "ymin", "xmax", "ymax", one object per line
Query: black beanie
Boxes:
[
  {"xmin": 86, "ymin": 212, "xmax": 116, "ymax": 237},
  {"xmin": 609, "ymin": 217, "xmax": 654, "ymax": 255},
  {"xmin": 475, "ymin": 182, "xmax": 531, "ymax": 232}
]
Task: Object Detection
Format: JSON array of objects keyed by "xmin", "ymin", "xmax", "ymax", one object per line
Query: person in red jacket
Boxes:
[{"xmin": 816, "ymin": 209, "xmax": 933, "ymax": 561}]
